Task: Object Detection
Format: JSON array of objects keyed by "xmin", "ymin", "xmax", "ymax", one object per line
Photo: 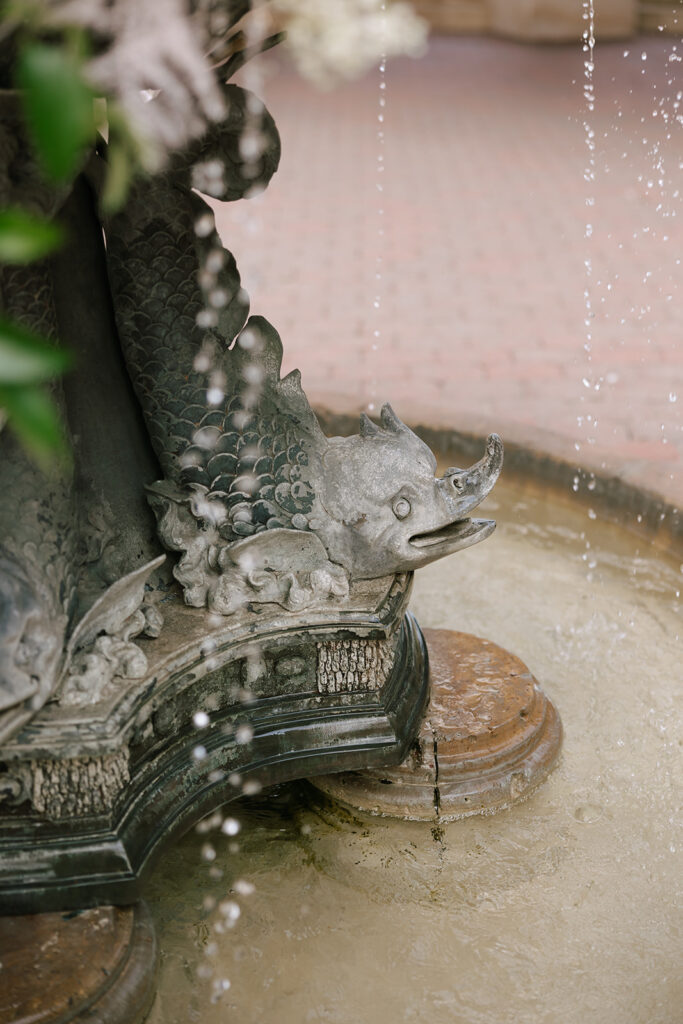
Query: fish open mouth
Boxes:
[{"xmin": 410, "ymin": 517, "xmax": 495, "ymax": 551}]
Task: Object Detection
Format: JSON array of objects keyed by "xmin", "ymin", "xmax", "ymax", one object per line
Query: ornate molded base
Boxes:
[
  {"xmin": 309, "ymin": 628, "xmax": 562, "ymax": 820},
  {"xmin": 0, "ymin": 576, "xmax": 429, "ymax": 914},
  {"xmin": 0, "ymin": 902, "xmax": 157, "ymax": 1024}
]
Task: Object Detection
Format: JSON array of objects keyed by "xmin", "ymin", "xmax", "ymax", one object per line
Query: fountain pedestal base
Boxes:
[
  {"xmin": 310, "ymin": 628, "xmax": 562, "ymax": 820},
  {"xmin": 0, "ymin": 902, "xmax": 157, "ymax": 1024}
]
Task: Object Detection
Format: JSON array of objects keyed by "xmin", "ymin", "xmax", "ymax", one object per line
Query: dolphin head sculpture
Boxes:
[
  {"xmin": 145, "ymin": 318, "xmax": 503, "ymax": 610},
  {"xmin": 312, "ymin": 404, "xmax": 503, "ymax": 579}
]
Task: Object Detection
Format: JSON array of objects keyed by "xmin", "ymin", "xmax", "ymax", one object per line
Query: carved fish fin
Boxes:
[
  {"xmin": 359, "ymin": 412, "xmax": 380, "ymax": 437},
  {"xmin": 63, "ymin": 554, "xmax": 166, "ymax": 663},
  {"xmin": 281, "ymin": 368, "xmax": 302, "ymax": 387},
  {"xmin": 235, "ymin": 315, "xmax": 283, "ymax": 383},
  {"xmin": 380, "ymin": 403, "xmax": 407, "ymax": 434}
]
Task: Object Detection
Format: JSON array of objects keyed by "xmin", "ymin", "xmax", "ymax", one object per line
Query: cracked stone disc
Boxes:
[
  {"xmin": 0, "ymin": 902, "xmax": 157, "ymax": 1023},
  {"xmin": 309, "ymin": 628, "xmax": 562, "ymax": 821}
]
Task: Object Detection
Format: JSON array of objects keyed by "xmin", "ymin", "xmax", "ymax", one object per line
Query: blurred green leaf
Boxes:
[
  {"xmin": 0, "ymin": 208, "xmax": 64, "ymax": 264},
  {"xmin": 17, "ymin": 42, "xmax": 96, "ymax": 182},
  {"xmin": 0, "ymin": 317, "xmax": 71, "ymax": 384},
  {"xmin": 100, "ymin": 103, "xmax": 148, "ymax": 212},
  {"xmin": 0, "ymin": 383, "xmax": 70, "ymax": 469}
]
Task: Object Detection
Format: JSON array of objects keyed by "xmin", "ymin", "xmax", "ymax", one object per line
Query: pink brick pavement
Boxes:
[{"xmin": 215, "ymin": 35, "xmax": 683, "ymax": 506}]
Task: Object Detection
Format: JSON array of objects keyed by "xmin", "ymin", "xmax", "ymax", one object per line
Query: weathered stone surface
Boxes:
[
  {"xmin": 316, "ymin": 637, "xmax": 395, "ymax": 694},
  {"xmin": 0, "ymin": 902, "xmax": 157, "ymax": 1024},
  {"xmin": 31, "ymin": 751, "xmax": 130, "ymax": 819},
  {"xmin": 310, "ymin": 628, "xmax": 562, "ymax": 820},
  {"xmin": 0, "ymin": 580, "xmax": 430, "ymax": 914}
]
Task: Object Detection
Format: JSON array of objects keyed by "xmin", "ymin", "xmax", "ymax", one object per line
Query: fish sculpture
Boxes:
[{"xmin": 101, "ymin": 85, "xmax": 503, "ymax": 615}]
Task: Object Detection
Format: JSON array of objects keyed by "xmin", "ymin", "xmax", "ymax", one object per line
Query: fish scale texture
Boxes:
[{"xmin": 103, "ymin": 86, "xmax": 319, "ymax": 540}]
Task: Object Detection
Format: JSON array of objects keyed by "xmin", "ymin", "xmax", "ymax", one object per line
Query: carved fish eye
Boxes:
[{"xmin": 393, "ymin": 497, "xmax": 411, "ymax": 520}]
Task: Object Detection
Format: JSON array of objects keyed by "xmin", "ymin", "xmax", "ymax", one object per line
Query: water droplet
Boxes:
[
  {"xmin": 205, "ymin": 249, "xmax": 225, "ymax": 273},
  {"xmin": 235, "ymin": 724, "xmax": 254, "ymax": 744},
  {"xmin": 193, "ymin": 711, "xmax": 209, "ymax": 729},
  {"xmin": 196, "ymin": 309, "xmax": 218, "ymax": 329},
  {"xmin": 238, "ymin": 328, "xmax": 258, "ymax": 351},
  {"xmin": 206, "ymin": 387, "xmax": 224, "ymax": 406},
  {"xmin": 219, "ymin": 899, "xmax": 241, "ymax": 923},
  {"xmin": 242, "ymin": 779, "xmax": 262, "ymax": 796},
  {"xmin": 194, "ymin": 352, "xmax": 212, "ymax": 373},
  {"xmin": 194, "ymin": 214, "xmax": 214, "ymax": 238},
  {"xmin": 211, "ymin": 978, "xmax": 231, "ymax": 1002}
]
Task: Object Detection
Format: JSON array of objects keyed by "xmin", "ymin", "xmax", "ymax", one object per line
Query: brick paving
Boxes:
[{"xmin": 216, "ymin": 35, "xmax": 683, "ymax": 505}]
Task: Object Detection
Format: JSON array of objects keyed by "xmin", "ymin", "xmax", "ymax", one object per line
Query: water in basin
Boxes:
[{"xmin": 145, "ymin": 476, "xmax": 681, "ymax": 1024}]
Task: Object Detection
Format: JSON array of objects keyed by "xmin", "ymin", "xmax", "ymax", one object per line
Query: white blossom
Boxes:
[
  {"xmin": 272, "ymin": 0, "xmax": 427, "ymax": 87},
  {"xmin": 45, "ymin": 0, "xmax": 225, "ymax": 167},
  {"xmin": 40, "ymin": 0, "xmax": 427, "ymax": 162}
]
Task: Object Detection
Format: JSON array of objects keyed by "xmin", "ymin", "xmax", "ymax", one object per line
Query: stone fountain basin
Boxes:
[{"xmin": 144, "ymin": 459, "xmax": 682, "ymax": 1024}]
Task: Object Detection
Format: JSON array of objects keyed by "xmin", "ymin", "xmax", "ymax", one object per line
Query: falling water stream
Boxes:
[
  {"xmin": 366, "ymin": 50, "xmax": 387, "ymax": 416},
  {"xmin": 367, "ymin": 1, "xmax": 388, "ymax": 416},
  {"xmin": 579, "ymin": 0, "xmax": 597, "ymax": 492},
  {"xmin": 145, "ymin": 475, "xmax": 682, "ymax": 1024}
]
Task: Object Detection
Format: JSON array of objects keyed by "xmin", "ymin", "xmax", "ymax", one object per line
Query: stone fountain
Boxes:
[{"xmin": 0, "ymin": 64, "xmax": 561, "ymax": 1024}]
